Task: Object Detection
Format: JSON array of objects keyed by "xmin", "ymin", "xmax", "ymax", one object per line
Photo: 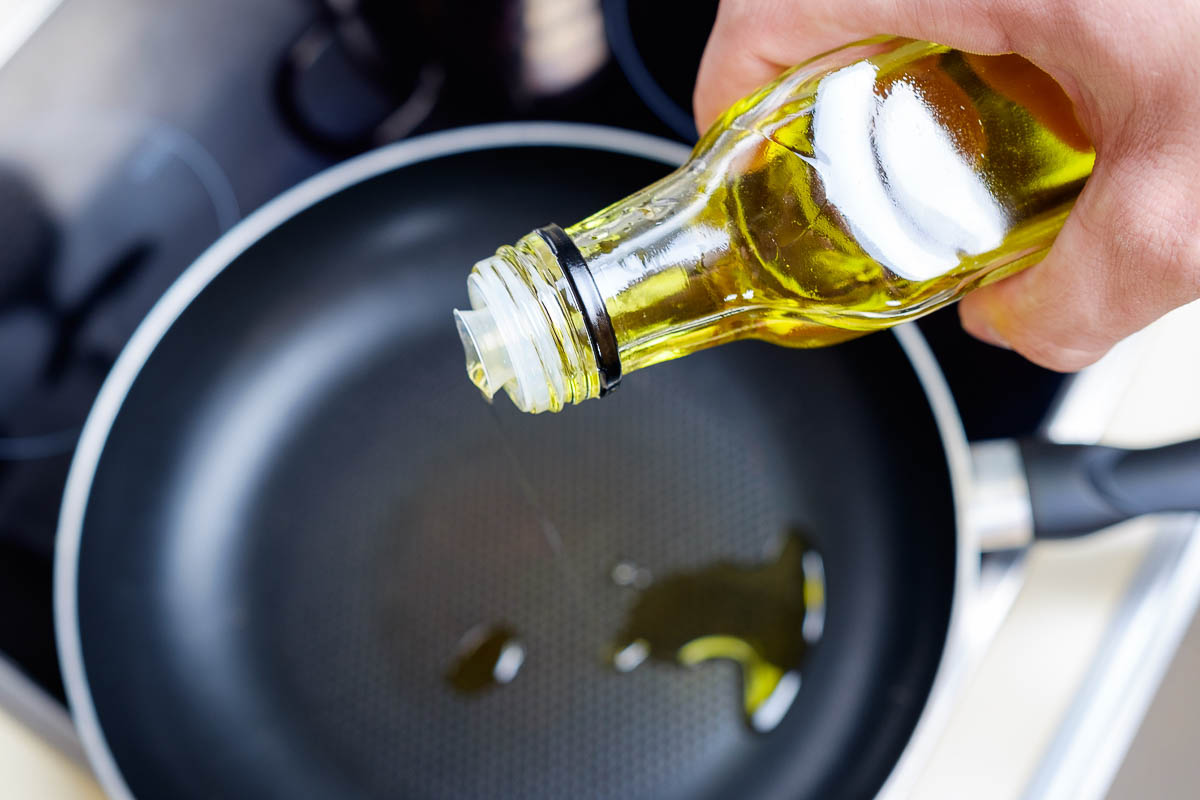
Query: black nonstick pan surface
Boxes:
[{"xmin": 56, "ymin": 124, "xmax": 969, "ymax": 799}]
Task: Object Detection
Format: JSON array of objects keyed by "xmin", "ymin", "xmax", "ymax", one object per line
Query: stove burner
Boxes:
[{"xmin": 0, "ymin": 113, "xmax": 239, "ymax": 458}]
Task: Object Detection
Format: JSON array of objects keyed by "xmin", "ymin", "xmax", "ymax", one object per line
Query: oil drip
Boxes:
[
  {"xmin": 484, "ymin": 404, "xmax": 593, "ymax": 608},
  {"xmin": 446, "ymin": 624, "xmax": 525, "ymax": 694},
  {"xmin": 609, "ymin": 531, "xmax": 826, "ymax": 733}
]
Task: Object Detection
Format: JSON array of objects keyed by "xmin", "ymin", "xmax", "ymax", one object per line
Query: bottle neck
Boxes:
[
  {"xmin": 455, "ymin": 231, "xmax": 603, "ymax": 413},
  {"xmin": 455, "ymin": 159, "xmax": 742, "ymax": 412},
  {"xmin": 533, "ymin": 224, "xmax": 623, "ymax": 394},
  {"xmin": 566, "ymin": 152, "xmax": 752, "ymax": 373}
]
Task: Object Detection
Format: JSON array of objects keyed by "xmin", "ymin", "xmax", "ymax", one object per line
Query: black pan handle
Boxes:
[{"xmin": 1018, "ymin": 437, "xmax": 1200, "ymax": 539}]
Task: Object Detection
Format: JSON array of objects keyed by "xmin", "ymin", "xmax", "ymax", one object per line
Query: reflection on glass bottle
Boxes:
[{"xmin": 454, "ymin": 38, "xmax": 1094, "ymax": 412}]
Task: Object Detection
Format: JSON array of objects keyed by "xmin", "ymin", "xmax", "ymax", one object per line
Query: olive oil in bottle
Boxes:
[{"xmin": 453, "ymin": 38, "xmax": 1094, "ymax": 413}]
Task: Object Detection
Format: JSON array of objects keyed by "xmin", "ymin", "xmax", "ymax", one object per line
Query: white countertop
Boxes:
[
  {"xmin": 0, "ymin": 663, "xmax": 102, "ymax": 798},
  {"xmin": 0, "ymin": 707, "xmax": 102, "ymax": 799}
]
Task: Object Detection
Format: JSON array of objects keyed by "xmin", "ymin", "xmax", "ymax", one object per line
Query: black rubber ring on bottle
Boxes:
[{"xmin": 535, "ymin": 224, "xmax": 622, "ymax": 396}]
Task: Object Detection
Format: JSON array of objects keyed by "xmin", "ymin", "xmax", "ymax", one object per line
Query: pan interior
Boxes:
[{"xmin": 75, "ymin": 143, "xmax": 957, "ymax": 799}]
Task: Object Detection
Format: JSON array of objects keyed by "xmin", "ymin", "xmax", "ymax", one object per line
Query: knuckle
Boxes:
[
  {"xmin": 1114, "ymin": 183, "xmax": 1200, "ymax": 302},
  {"xmin": 1068, "ymin": 157, "xmax": 1200, "ymax": 358},
  {"xmin": 1159, "ymin": 231, "xmax": 1200, "ymax": 299},
  {"xmin": 1158, "ymin": 200, "xmax": 1200, "ymax": 297}
]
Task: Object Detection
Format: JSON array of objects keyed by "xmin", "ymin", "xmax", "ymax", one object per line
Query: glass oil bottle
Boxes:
[{"xmin": 453, "ymin": 37, "xmax": 1095, "ymax": 413}]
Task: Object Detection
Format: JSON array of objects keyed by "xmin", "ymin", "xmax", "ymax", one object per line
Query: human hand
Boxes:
[{"xmin": 693, "ymin": 0, "xmax": 1200, "ymax": 371}]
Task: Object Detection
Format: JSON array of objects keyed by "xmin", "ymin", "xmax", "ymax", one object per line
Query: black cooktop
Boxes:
[{"xmin": 0, "ymin": 0, "xmax": 1064, "ymax": 703}]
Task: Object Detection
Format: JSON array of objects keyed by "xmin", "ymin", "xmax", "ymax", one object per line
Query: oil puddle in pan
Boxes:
[
  {"xmin": 446, "ymin": 623, "xmax": 526, "ymax": 694},
  {"xmin": 609, "ymin": 531, "xmax": 826, "ymax": 733}
]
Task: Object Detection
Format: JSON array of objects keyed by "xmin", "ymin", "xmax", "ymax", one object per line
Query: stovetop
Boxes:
[{"xmin": 0, "ymin": 0, "xmax": 1067, "ymax": 703}]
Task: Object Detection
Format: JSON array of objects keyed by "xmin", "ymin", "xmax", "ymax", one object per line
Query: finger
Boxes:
[
  {"xmin": 693, "ymin": 0, "xmax": 1037, "ymax": 131},
  {"xmin": 959, "ymin": 156, "xmax": 1200, "ymax": 371},
  {"xmin": 693, "ymin": 0, "xmax": 857, "ymax": 130},
  {"xmin": 691, "ymin": 22, "xmax": 788, "ymax": 132}
]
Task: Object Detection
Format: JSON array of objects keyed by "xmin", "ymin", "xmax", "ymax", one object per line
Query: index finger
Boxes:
[
  {"xmin": 692, "ymin": 0, "xmax": 1028, "ymax": 131},
  {"xmin": 692, "ymin": 1, "xmax": 845, "ymax": 130}
]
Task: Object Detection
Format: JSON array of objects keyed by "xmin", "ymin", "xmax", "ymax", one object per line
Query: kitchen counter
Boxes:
[
  {"xmin": 0, "ymin": 705, "xmax": 103, "ymax": 799},
  {"xmin": 1109, "ymin": 607, "xmax": 1200, "ymax": 797},
  {"xmin": 0, "ymin": 654, "xmax": 102, "ymax": 797}
]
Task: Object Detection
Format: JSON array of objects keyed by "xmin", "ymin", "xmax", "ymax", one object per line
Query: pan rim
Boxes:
[
  {"xmin": 878, "ymin": 323, "xmax": 975, "ymax": 799},
  {"xmin": 52, "ymin": 121, "xmax": 975, "ymax": 800}
]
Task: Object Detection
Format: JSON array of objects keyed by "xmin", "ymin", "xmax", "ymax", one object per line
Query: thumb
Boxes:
[{"xmin": 959, "ymin": 155, "xmax": 1200, "ymax": 371}]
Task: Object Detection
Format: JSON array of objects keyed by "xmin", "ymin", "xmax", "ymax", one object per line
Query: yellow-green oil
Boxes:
[
  {"xmin": 609, "ymin": 532, "xmax": 825, "ymax": 732},
  {"xmin": 442, "ymin": 533, "xmax": 826, "ymax": 733},
  {"xmin": 563, "ymin": 40, "xmax": 1094, "ymax": 376}
]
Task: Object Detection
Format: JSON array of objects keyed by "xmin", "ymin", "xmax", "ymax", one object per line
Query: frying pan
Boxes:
[{"xmin": 54, "ymin": 123, "xmax": 1200, "ymax": 799}]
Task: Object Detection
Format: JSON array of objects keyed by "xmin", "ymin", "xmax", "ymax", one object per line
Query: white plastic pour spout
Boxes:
[
  {"xmin": 453, "ymin": 254, "xmax": 569, "ymax": 413},
  {"xmin": 453, "ymin": 306, "xmax": 515, "ymax": 401}
]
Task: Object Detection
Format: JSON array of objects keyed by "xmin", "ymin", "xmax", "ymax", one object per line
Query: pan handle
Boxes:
[
  {"xmin": 1018, "ymin": 437, "xmax": 1200, "ymax": 539},
  {"xmin": 970, "ymin": 438, "xmax": 1200, "ymax": 550}
]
